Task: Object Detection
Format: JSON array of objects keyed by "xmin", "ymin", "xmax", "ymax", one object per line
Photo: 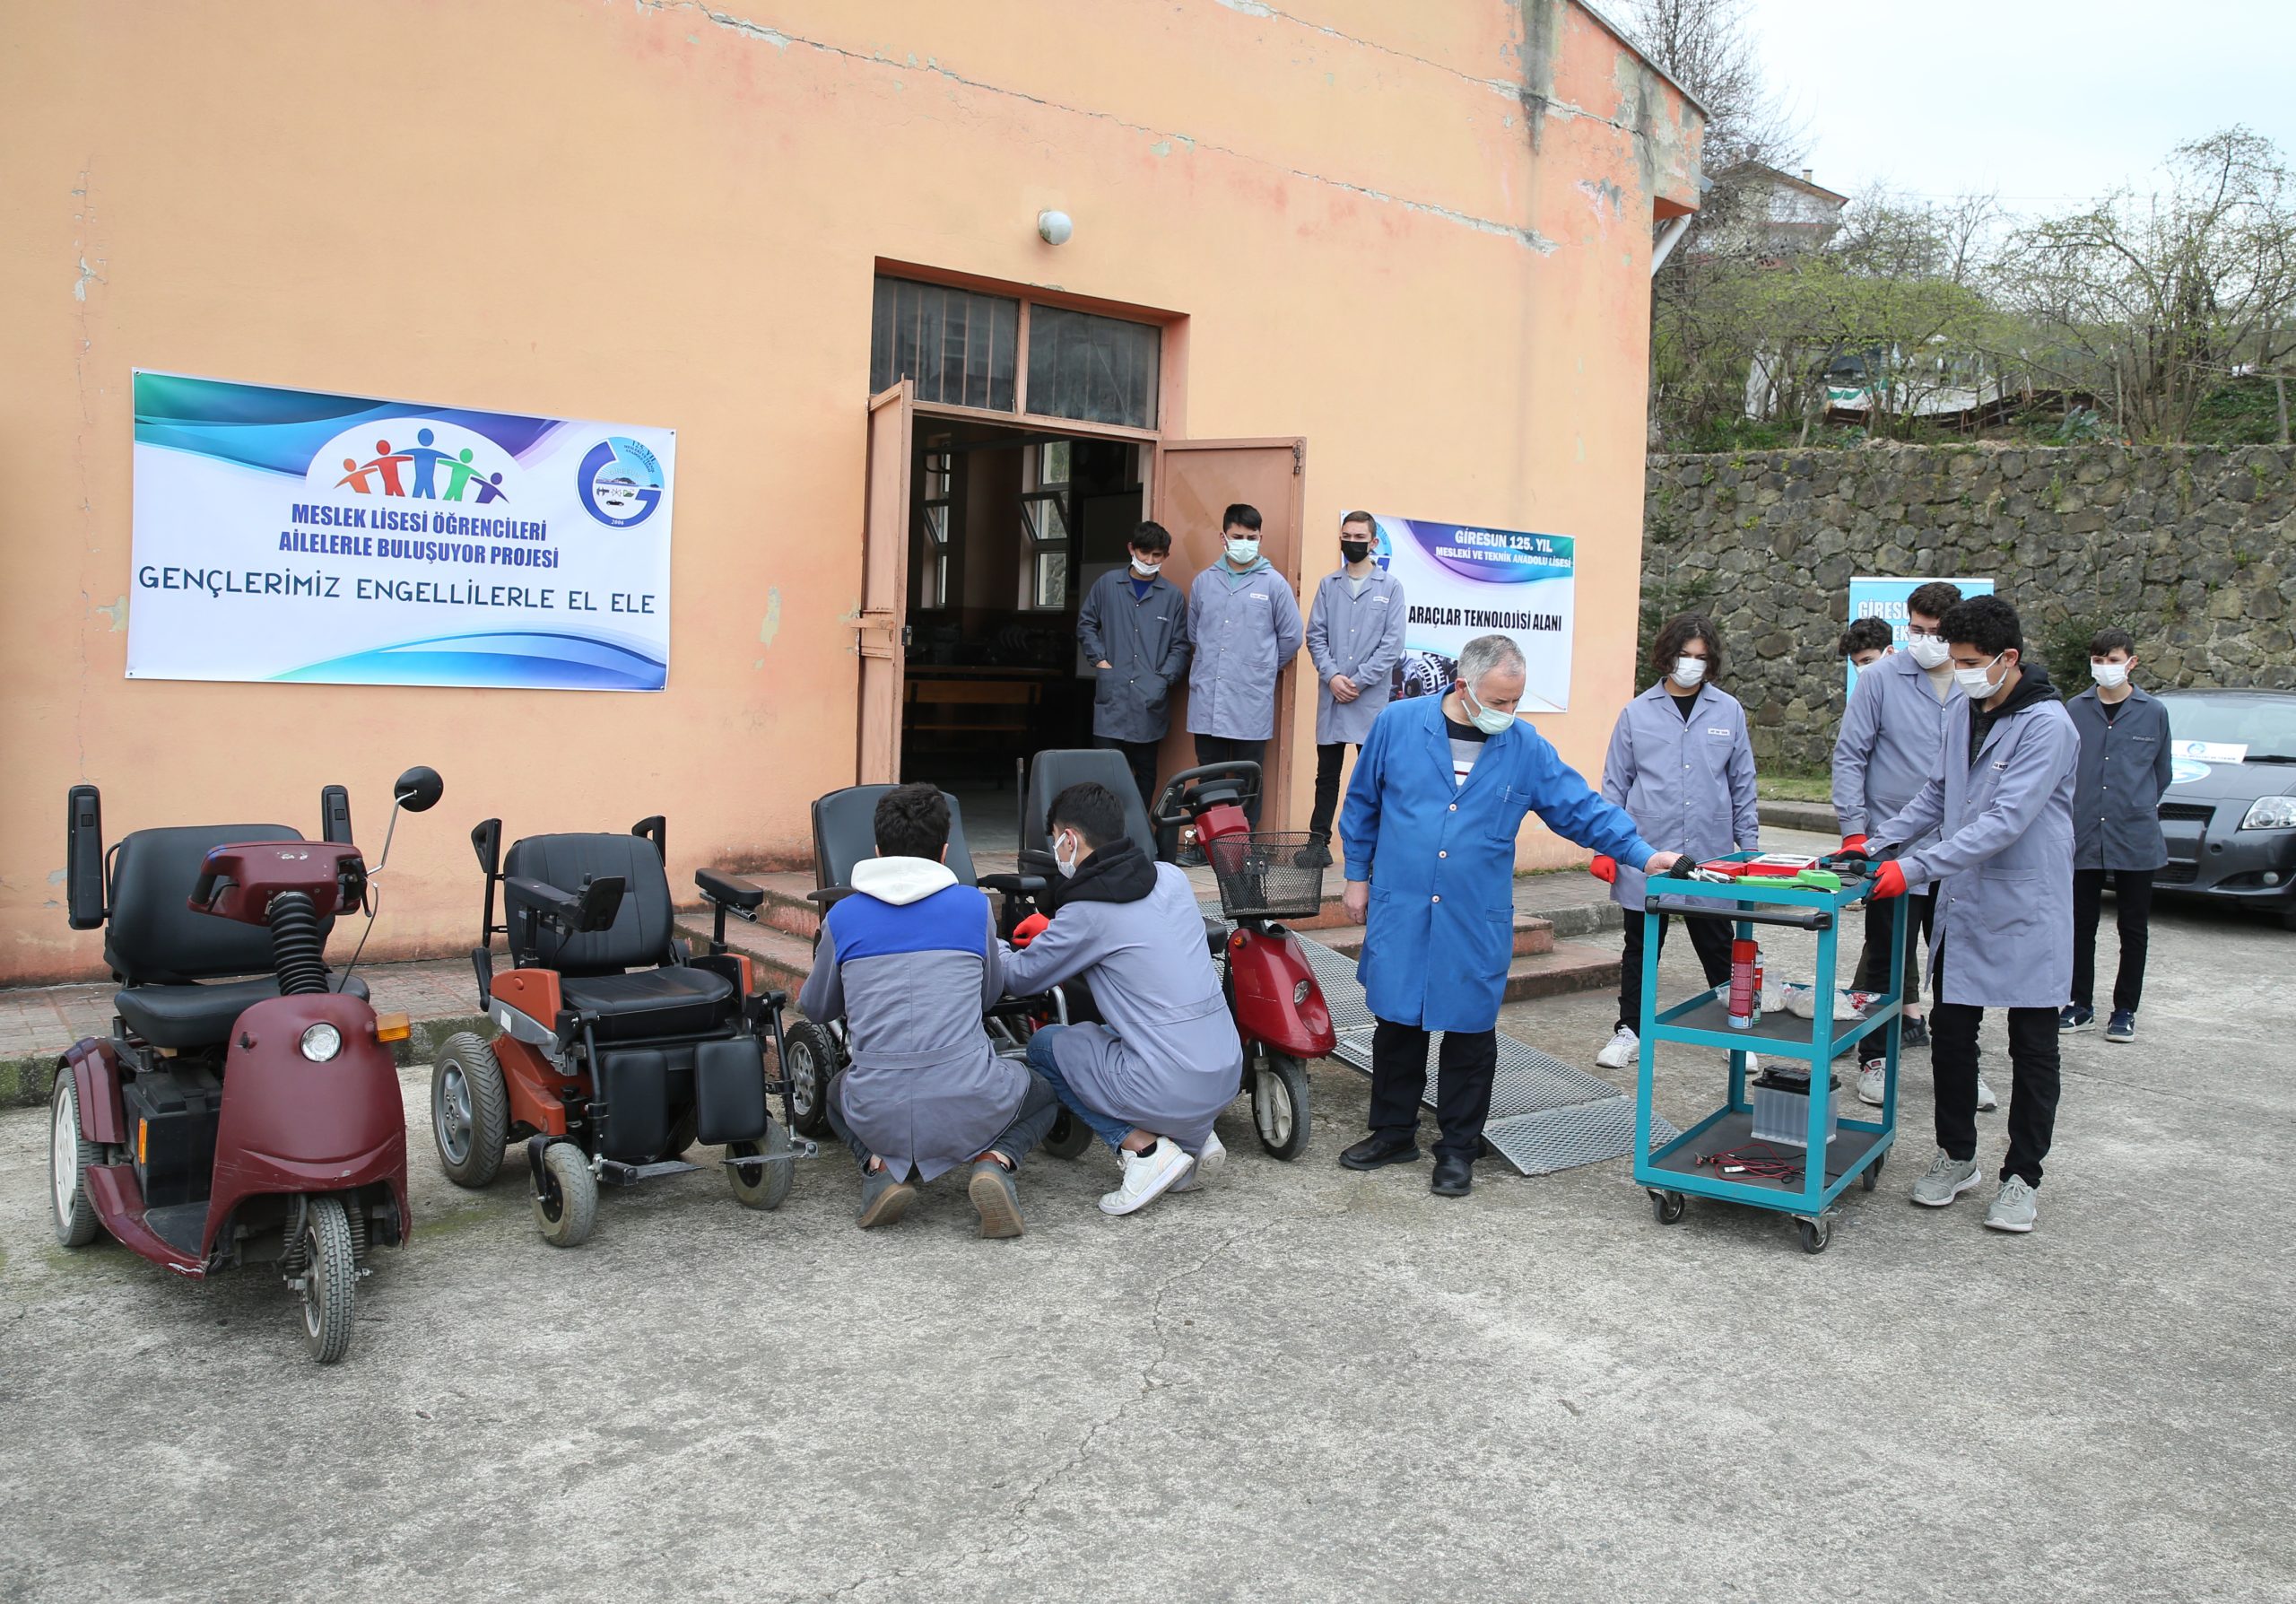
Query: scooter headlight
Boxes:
[
  {"xmin": 1294, "ymin": 979, "xmax": 1312, "ymax": 1005},
  {"xmin": 299, "ymin": 1022, "xmax": 343, "ymax": 1063}
]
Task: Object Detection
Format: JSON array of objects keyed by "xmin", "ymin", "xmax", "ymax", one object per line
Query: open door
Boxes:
[
  {"xmin": 857, "ymin": 380, "xmax": 914, "ymax": 784},
  {"xmin": 1152, "ymin": 436, "xmax": 1306, "ymax": 824}
]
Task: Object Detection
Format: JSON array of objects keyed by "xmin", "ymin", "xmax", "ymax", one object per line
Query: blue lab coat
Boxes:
[{"xmin": 1340, "ymin": 694, "xmax": 1656, "ymax": 1033}]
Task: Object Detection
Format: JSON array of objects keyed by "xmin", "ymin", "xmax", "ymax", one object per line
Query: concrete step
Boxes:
[
  {"xmin": 1499, "ymin": 937, "xmax": 1621, "ymax": 1003},
  {"xmin": 1310, "ymin": 918, "xmax": 1554, "ymax": 960},
  {"xmin": 677, "ymin": 917, "xmax": 814, "ymax": 995}
]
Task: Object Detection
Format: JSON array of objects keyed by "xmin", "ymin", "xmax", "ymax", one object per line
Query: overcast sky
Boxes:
[{"xmin": 1741, "ymin": 0, "xmax": 2296, "ymax": 213}]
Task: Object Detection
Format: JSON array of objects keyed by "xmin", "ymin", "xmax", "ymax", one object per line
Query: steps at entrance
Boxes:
[
  {"xmin": 1310, "ymin": 918, "xmax": 1554, "ymax": 960},
  {"xmin": 675, "ymin": 916, "xmax": 814, "ymax": 996},
  {"xmin": 1307, "ymin": 925, "xmax": 1612, "ymax": 1003}
]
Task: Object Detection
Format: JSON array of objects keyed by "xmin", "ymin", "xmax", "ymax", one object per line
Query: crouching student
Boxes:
[
  {"xmin": 796, "ymin": 783, "xmax": 1060, "ymax": 1239},
  {"xmin": 1001, "ymin": 781, "xmax": 1243, "ymax": 1216}
]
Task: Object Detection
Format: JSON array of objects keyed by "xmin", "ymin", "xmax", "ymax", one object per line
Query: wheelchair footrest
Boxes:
[
  {"xmin": 596, "ymin": 1157, "xmax": 702, "ymax": 1187},
  {"xmin": 723, "ymin": 1138, "xmax": 819, "ymax": 1169}
]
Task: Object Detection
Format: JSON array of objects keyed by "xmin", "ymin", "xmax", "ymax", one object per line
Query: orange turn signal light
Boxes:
[
  {"xmin": 137, "ymin": 1118, "xmax": 148, "ymax": 1164},
  {"xmin": 374, "ymin": 1011, "xmax": 413, "ymax": 1043}
]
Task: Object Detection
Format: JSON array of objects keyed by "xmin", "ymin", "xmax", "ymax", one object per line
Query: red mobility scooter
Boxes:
[{"xmin": 50, "ymin": 766, "xmax": 445, "ymax": 1363}]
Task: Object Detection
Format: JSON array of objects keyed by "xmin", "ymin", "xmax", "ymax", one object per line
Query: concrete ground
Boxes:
[{"xmin": 2, "ymin": 865, "xmax": 2291, "ymax": 1601}]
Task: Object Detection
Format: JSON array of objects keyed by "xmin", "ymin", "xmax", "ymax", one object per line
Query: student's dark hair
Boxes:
[
  {"xmin": 1906, "ymin": 580, "xmax": 1964, "ymax": 622},
  {"xmin": 1222, "ymin": 503, "xmax": 1263, "ymax": 534},
  {"xmin": 1340, "ymin": 510, "xmax": 1375, "ymax": 533},
  {"xmin": 1839, "ymin": 617, "xmax": 1892, "ymax": 658},
  {"xmin": 1651, "ymin": 613, "xmax": 1724, "ymax": 683},
  {"xmin": 874, "ymin": 782, "xmax": 950, "ymax": 859},
  {"xmin": 2089, "ymin": 626, "xmax": 2136, "ymax": 658},
  {"xmin": 1941, "ymin": 594, "xmax": 2022, "ymax": 658},
  {"xmin": 1047, "ymin": 781, "xmax": 1129, "ymax": 852},
  {"xmin": 1130, "ymin": 520, "xmax": 1173, "ymax": 555}
]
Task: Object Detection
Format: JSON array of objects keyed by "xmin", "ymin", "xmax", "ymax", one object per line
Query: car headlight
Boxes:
[
  {"xmin": 2240, "ymin": 796, "xmax": 2296, "ymax": 831},
  {"xmin": 299, "ymin": 1022, "xmax": 343, "ymax": 1062}
]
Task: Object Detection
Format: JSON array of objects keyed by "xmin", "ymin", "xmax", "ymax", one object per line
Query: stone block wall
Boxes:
[{"xmin": 1640, "ymin": 443, "xmax": 2296, "ymax": 771}]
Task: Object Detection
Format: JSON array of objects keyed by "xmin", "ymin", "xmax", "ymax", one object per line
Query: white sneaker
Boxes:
[
  {"xmin": 1857, "ymin": 1059, "xmax": 1885, "ymax": 1106},
  {"xmin": 1742, "ymin": 1051, "xmax": 1762, "ymax": 1076},
  {"xmin": 1976, "ymin": 1072, "xmax": 1999, "ymax": 1112},
  {"xmin": 1175, "ymin": 1131, "xmax": 1225, "ymax": 1193},
  {"xmin": 1100, "ymin": 1140, "xmax": 1195, "ymax": 1216},
  {"xmin": 1595, "ymin": 1026, "xmax": 1639, "ymax": 1070}
]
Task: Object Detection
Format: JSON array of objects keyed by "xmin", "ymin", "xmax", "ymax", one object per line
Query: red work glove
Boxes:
[
  {"xmin": 1870, "ymin": 860, "xmax": 1908, "ymax": 900},
  {"xmin": 1840, "ymin": 834, "xmax": 1869, "ymax": 854},
  {"xmin": 1011, "ymin": 912, "xmax": 1050, "ymax": 946},
  {"xmin": 1589, "ymin": 854, "xmax": 1617, "ymax": 884}
]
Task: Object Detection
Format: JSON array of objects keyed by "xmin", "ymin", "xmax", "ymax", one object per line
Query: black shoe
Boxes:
[
  {"xmin": 1431, "ymin": 1154, "xmax": 1474, "ymax": 1197},
  {"xmin": 1902, "ymin": 1016, "xmax": 1929, "ymax": 1049},
  {"xmin": 1293, "ymin": 836, "xmax": 1334, "ymax": 869},
  {"xmin": 1176, "ymin": 845, "xmax": 1206, "ymax": 868},
  {"xmin": 1339, "ymin": 1132, "xmax": 1421, "ymax": 1171}
]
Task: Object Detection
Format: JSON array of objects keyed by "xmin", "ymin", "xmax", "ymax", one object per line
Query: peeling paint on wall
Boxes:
[
  {"xmin": 1214, "ymin": 0, "xmax": 1276, "ymax": 16},
  {"xmin": 90, "ymin": 594, "xmax": 125, "ymax": 631},
  {"xmin": 637, "ymin": 0, "xmax": 790, "ymax": 50},
  {"xmin": 757, "ymin": 585, "xmax": 782, "ymax": 649}
]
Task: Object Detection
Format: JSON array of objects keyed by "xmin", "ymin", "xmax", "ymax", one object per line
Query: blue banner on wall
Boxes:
[
  {"xmin": 1845, "ymin": 574, "xmax": 1994, "ymax": 696},
  {"xmin": 1372, "ymin": 516, "xmax": 1577, "ymax": 713}
]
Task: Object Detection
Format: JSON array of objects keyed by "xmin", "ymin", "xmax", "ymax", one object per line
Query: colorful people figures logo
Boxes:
[{"xmin": 336, "ymin": 427, "xmax": 508, "ymax": 503}]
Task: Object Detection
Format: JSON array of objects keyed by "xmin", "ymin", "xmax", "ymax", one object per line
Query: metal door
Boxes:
[{"xmin": 857, "ymin": 380, "xmax": 914, "ymax": 784}]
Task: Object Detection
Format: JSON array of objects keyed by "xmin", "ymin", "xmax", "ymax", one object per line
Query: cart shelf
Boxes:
[{"xmin": 1651, "ymin": 989, "xmax": 1899, "ymax": 1059}]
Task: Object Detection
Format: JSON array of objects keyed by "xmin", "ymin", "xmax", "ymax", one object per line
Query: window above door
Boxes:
[{"xmin": 870, "ymin": 275, "xmax": 1162, "ymax": 432}]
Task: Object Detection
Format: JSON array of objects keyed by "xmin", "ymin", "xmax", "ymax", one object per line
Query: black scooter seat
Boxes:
[{"xmin": 116, "ymin": 973, "xmax": 370, "ymax": 1050}]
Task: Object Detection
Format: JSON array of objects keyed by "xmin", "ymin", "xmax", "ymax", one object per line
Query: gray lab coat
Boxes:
[
  {"xmin": 998, "ymin": 863, "xmax": 1242, "ymax": 1151},
  {"xmin": 1599, "ymin": 681, "xmax": 1761, "ymax": 912},
  {"xmin": 1186, "ymin": 558, "xmax": 1304, "ymax": 741},
  {"xmin": 1078, "ymin": 570, "xmax": 1192, "ymax": 744},
  {"xmin": 2068, "ymin": 685, "xmax": 2173, "ymax": 871},
  {"xmin": 1870, "ymin": 685, "xmax": 2080, "ymax": 1010},
  {"xmin": 1307, "ymin": 567, "xmax": 1407, "ymax": 745},
  {"xmin": 1832, "ymin": 649, "xmax": 1959, "ymax": 878},
  {"xmin": 796, "ymin": 859, "xmax": 1026, "ymax": 1183}
]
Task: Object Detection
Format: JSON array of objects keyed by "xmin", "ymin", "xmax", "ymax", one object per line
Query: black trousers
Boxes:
[
  {"xmin": 1367, "ymin": 1018, "xmax": 1499, "ymax": 1161},
  {"xmin": 1854, "ymin": 889, "xmax": 1935, "ymax": 1007},
  {"xmin": 2071, "ymin": 867, "xmax": 2154, "ymax": 1013},
  {"xmin": 1307, "ymin": 741, "xmax": 1356, "ymax": 841},
  {"xmin": 1093, "ymin": 734, "xmax": 1161, "ymax": 819},
  {"xmin": 1616, "ymin": 910, "xmax": 1735, "ymax": 1033},
  {"xmin": 1930, "ymin": 981, "xmax": 2061, "ymax": 1188},
  {"xmin": 1192, "ymin": 734, "xmax": 1266, "ymax": 826}
]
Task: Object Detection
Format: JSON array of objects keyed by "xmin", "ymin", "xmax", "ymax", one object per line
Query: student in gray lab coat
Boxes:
[
  {"xmin": 797, "ymin": 785, "xmax": 1060, "ymax": 1239},
  {"xmin": 1001, "ymin": 781, "xmax": 1245, "ymax": 1217},
  {"xmin": 1077, "ymin": 519, "xmax": 1192, "ymax": 815},
  {"xmin": 1858, "ymin": 595, "xmax": 2078, "ymax": 1235},
  {"xmin": 2061, "ymin": 626, "xmax": 2174, "ymax": 1042},
  {"xmin": 1185, "ymin": 501, "xmax": 1304, "ymax": 830},
  {"xmin": 1300, "ymin": 510, "xmax": 1406, "ymax": 868}
]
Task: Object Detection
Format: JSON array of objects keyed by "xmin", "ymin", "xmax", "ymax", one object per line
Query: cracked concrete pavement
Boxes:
[{"xmin": 2, "ymin": 888, "xmax": 2290, "ymax": 1601}]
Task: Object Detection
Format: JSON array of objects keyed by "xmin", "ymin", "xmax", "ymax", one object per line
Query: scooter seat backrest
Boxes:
[
  {"xmin": 503, "ymin": 832, "xmax": 674, "ymax": 975},
  {"xmin": 811, "ymin": 786, "xmax": 977, "ymax": 892},
  {"xmin": 105, "ymin": 824, "xmax": 316, "ymax": 983},
  {"xmin": 1022, "ymin": 750, "xmax": 1156, "ymax": 865}
]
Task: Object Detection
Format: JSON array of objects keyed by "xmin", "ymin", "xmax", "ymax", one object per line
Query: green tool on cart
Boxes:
[{"xmin": 1631, "ymin": 850, "xmax": 1906, "ymax": 1254}]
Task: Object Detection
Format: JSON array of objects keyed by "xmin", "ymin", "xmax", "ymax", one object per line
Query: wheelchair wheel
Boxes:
[
  {"xmin": 534, "ymin": 1141, "xmax": 598, "ymax": 1249},
  {"xmin": 659, "ymin": 1109, "xmax": 699, "ymax": 1161},
  {"xmin": 781, "ymin": 1019, "xmax": 839, "ymax": 1139},
  {"xmin": 727, "ymin": 1120, "xmax": 795, "ymax": 1211},
  {"xmin": 1043, "ymin": 1107, "xmax": 1093, "ymax": 1162},
  {"xmin": 431, "ymin": 1033, "xmax": 509, "ymax": 1189},
  {"xmin": 1252, "ymin": 1051, "xmax": 1312, "ymax": 1161}
]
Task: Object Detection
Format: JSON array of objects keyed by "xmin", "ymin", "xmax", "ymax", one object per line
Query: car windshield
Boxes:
[{"xmin": 2157, "ymin": 693, "xmax": 2296, "ymax": 762}]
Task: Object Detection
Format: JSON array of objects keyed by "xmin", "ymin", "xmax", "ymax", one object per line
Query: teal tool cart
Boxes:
[{"xmin": 1631, "ymin": 853, "xmax": 1906, "ymax": 1253}]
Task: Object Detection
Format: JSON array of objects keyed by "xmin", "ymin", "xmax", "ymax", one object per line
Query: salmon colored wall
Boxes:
[{"xmin": 0, "ymin": 0, "xmax": 1699, "ymax": 981}]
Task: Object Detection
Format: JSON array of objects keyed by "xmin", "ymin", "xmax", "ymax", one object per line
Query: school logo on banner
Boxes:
[{"xmin": 577, "ymin": 436, "xmax": 665, "ymax": 527}]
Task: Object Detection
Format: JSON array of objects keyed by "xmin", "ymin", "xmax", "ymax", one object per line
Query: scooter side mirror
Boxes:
[{"xmin": 394, "ymin": 766, "xmax": 445, "ymax": 813}]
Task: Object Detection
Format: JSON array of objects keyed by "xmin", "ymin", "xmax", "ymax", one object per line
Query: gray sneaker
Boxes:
[
  {"xmin": 1910, "ymin": 1148, "xmax": 1982, "ymax": 1207},
  {"xmin": 1985, "ymin": 1175, "xmax": 2039, "ymax": 1233},
  {"xmin": 967, "ymin": 1158, "xmax": 1024, "ymax": 1239},
  {"xmin": 857, "ymin": 1163, "xmax": 917, "ymax": 1229}
]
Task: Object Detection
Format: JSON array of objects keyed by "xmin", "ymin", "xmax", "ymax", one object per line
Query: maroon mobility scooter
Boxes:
[{"xmin": 50, "ymin": 767, "xmax": 443, "ymax": 1363}]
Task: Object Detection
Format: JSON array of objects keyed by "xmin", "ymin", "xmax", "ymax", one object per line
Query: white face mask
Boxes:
[
  {"xmin": 1670, "ymin": 656, "xmax": 1707, "ymax": 689},
  {"xmin": 1907, "ymin": 634, "xmax": 1951, "ymax": 670},
  {"xmin": 1953, "ymin": 652, "xmax": 2008, "ymax": 700},
  {"xmin": 1053, "ymin": 831, "xmax": 1082, "ymax": 878},
  {"xmin": 1129, "ymin": 556, "xmax": 1162, "ymax": 579},
  {"xmin": 1224, "ymin": 537, "xmax": 1260, "ymax": 565},
  {"xmin": 2092, "ymin": 660, "xmax": 2130, "ymax": 689},
  {"xmin": 1459, "ymin": 681, "xmax": 1516, "ymax": 736}
]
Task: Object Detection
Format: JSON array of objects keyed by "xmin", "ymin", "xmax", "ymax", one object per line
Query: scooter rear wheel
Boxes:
[
  {"xmin": 1252, "ymin": 1052, "xmax": 1312, "ymax": 1161},
  {"xmin": 298, "ymin": 1195, "xmax": 359, "ymax": 1364},
  {"xmin": 432, "ymin": 1033, "xmax": 510, "ymax": 1189},
  {"xmin": 49, "ymin": 1071, "xmax": 100, "ymax": 1248}
]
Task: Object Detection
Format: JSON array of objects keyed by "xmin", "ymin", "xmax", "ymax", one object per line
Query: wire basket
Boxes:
[{"xmin": 1204, "ymin": 833, "xmax": 1326, "ymax": 920}]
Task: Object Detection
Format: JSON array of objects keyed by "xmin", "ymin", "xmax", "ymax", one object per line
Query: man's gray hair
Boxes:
[{"xmin": 1456, "ymin": 633, "xmax": 1526, "ymax": 693}]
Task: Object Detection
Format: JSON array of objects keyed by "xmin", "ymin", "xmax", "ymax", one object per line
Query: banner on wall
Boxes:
[
  {"xmin": 1370, "ymin": 515, "xmax": 1577, "ymax": 714},
  {"xmin": 1844, "ymin": 574, "xmax": 1994, "ymax": 696},
  {"xmin": 128, "ymin": 370, "xmax": 675, "ymax": 691}
]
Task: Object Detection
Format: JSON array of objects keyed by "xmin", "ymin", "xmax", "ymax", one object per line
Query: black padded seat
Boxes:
[
  {"xmin": 117, "ymin": 973, "xmax": 370, "ymax": 1050},
  {"xmin": 560, "ymin": 967, "xmax": 734, "ymax": 1042}
]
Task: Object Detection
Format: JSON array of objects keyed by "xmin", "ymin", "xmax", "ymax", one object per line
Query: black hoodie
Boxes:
[
  {"xmin": 1968, "ymin": 658, "xmax": 2061, "ymax": 767},
  {"xmin": 1046, "ymin": 838, "xmax": 1158, "ymax": 911}
]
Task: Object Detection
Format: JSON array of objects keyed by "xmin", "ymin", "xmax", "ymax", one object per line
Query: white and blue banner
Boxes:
[
  {"xmin": 1371, "ymin": 515, "xmax": 1576, "ymax": 713},
  {"xmin": 1845, "ymin": 574, "xmax": 1994, "ymax": 696},
  {"xmin": 129, "ymin": 370, "xmax": 675, "ymax": 690}
]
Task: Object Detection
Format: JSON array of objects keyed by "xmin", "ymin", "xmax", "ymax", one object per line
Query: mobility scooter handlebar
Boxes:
[
  {"xmin": 1152, "ymin": 763, "xmax": 1263, "ymax": 830},
  {"xmin": 191, "ymin": 842, "xmax": 369, "ymax": 925}
]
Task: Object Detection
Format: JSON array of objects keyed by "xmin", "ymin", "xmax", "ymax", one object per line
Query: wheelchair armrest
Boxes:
[
  {"xmin": 505, "ymin": 873, "xmax": 625, "ymax": 934},
  {"xmin": 978, "ymin": 873, "xmax": 1048, "ymax": 898},
  {"xmin": 806, "ymin": 885, "xmax": 858, "ymax": 909},
  {"xmin": 696, "ymin": 866, "xmax": 766, "ymax": 915}
]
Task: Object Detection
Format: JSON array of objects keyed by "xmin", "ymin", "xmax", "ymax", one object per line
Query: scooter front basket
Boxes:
[{"xmin": 1205, "ymin": 833, "xmax": 1325, "ymax": 920}]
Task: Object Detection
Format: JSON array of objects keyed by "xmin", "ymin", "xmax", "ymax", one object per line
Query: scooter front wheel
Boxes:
[
  {"xmin": 298, "ymin": 1195, "xmax": 359, "ymax": 1364},
  {"xmin": 1252, "ymin": 1052, "xmax": 1312, "ymax": 1161}
]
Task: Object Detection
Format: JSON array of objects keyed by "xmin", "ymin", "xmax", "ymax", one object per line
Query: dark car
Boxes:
[{"xmin": 2152, "ymin": 688, "xmax": 2296, "ymax": 928}]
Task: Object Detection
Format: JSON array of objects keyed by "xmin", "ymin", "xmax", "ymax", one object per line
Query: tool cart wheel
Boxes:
[
  {"xmin": 1649, "ymin": 1189, "xmax": 1688, "ymax": 1225},
  {"xmin": 534, "ymin": 1141, "xmax": 599, "ymax": 1249},
  {"xmin": 1252, "ymin": 1051, "xmax": 1312, "ymax": 1160},
  {"xmin": 780, "ymin": 1019, "xmax": 839, "ymax": 1139},
  {"xmin": 1861, "ymin": 1155, "xmax": 1883, "ymax": 1192},
  {"xmin": 726, "ymin": 1120, "xmax": 795, "ymax": 1212},
  {"xmin": 1797, "ymin": 1216, "xmax": 1832, "ymax": 1255},
  {"xmin": 1043, "ymin": 1108, "xmax": 1094, "ymax": 1161}
]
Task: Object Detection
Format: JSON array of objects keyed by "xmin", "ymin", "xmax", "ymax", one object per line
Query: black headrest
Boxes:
[
  {"xmin": 811, "ymin": 786, "xmax": 978, "ymax": 891},
  {"xmin": 105, "ymin": 824, "xmax": 317, "ymax": 983},
  {"xmin": 1022, "ymin": 750, "xmax": 1156, "ymax": 862},
  {"xmin": 503, "ymin": 833, "xmax": 674, "ymax": 974}
]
